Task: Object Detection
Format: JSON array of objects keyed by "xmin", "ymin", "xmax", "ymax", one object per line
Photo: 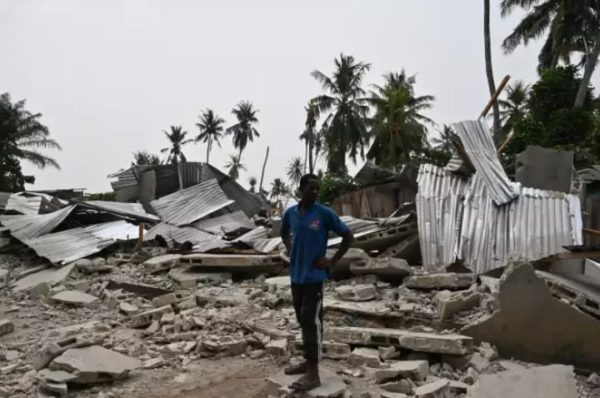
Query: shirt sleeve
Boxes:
[
  {"xmin": 281, "ymin": 209, "xmax": 291, "ymax": 235},
  {"xmin": 324, "ymin": 206, "xmax": 351, "ymax": 236}
]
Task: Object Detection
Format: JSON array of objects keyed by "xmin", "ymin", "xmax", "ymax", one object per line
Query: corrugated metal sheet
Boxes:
[
  {"xmin": 5, "ymin": 194, "xmax": 43, "ymax": 215},
  {"xmin": 233, "ymin": 226, "xmax": 282, "ymax": 253},
  {"xmin": 415, "ymin": 164, "xmax": 467, "ymax": 270},
  {"xmin": 22, "ymin": 221, "xmax": 140, "ymax": 265},
  {"xmin": 150, "ymin": 179, "xmax": 234, "ymax": 226},
  {"xmin": 0, "ymin": 205, "xmax": 76, "ymax": 240},
  {"xmin": 452, "ymin": 120, "xmax": 520, "ymax": 205},
  {"xmin": 81, "ymin": 201, "xmax": 160, "ymax": 223},
  {"xmin": 0, "ymin": 192, "xmax": 10, "ymax": 211},
  {"xmin": 416, "ymin": 164, "xmax": 583, "ymax": 274},
  {"xmin": 193, "ymin": 210, "xmax": 254, "ymax": 235},
  {"xmin": 146, "ymin": 222, "xmax": 229, "ymax": 252}
]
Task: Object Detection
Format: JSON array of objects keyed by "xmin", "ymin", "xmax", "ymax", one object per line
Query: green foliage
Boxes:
[
  {"xmin": 133, "ymin": 150, "xmax": 161, "ymax": 166},
  {"xmin": 227, "ymin": 101, "xmax": 259, "ymax": 160},
  {"xmin": 504, "ymin": 66, "xmax": 598, "ymax": 167},
  {"xmin": 0, "ymin": 156, "xmax": 34, "ymax": 192},
  {"xmin": 196, "ymin": 109, "xmax": 225, "ymax": 164},
  {"xmin": 318, "ymin": 173, "xmax": 358, "ymax": 206},
  {"xmin": 86, "ymin": 191, "xmax": 116, "ymax": 201},
  {"xmin": 160, "ymin": 126, "xmax": 192, "ymax": 165}
]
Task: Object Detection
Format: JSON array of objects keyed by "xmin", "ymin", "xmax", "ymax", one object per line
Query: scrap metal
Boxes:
[{"xmin": 0, "ymin": 205, "xmax": 76, "ymax": 240}]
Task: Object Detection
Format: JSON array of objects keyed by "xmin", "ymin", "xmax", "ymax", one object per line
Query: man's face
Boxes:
[{"xmin": 301, "ymin": 178, "xmax": 321, "ymax": 203}]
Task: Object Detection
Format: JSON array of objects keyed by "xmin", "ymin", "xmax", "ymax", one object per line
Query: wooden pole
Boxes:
[
  {"xmin": 259, "ymin": 146, "xmax": 269, "ymax": 194},
  {"xmin": 136, "ymin": 223, "xmax": 145, "ymax": 250},
  {"xmin": 480, "ymin": 75, "xmax": 511, "ymax": 118}
]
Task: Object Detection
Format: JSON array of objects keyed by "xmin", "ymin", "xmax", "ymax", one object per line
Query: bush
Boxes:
[{"xmin": 319, "ymin": 174, "xmax": 358, "ymax": 206}]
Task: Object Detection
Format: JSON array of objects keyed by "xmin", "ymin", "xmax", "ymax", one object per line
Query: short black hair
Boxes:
[{"xmin": 299, "ymin": 173, "xmax": 320, "ymax": 189}]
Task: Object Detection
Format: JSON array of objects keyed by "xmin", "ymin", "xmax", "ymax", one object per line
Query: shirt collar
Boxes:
[{"xmin": 295, "ymin": 201, "xmax": 319, "ymax": 214}]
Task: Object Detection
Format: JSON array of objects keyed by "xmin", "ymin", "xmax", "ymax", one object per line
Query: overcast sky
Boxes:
[{"xmin": 2, "ymin": 0, "xmax": 599, "ymax": 193}]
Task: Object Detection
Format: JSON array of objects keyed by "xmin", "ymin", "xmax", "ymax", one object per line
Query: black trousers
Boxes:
[{"xmin": 291, "ymin": 282, "xmax": 324, "ymax": 363}]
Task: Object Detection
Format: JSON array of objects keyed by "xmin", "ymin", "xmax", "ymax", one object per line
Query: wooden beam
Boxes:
[
  {"xmin": 583, "ymin": 228, "xmax": 600, "ymax": 236},
  {"xmin": 553, "ymin": 251, "xmax": 600, "ymax": 260},
  {"xmin": 480, "ymin": 74, "xmax": 511, "ymax": 118}
]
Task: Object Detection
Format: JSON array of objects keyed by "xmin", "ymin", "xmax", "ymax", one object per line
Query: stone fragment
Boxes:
[
  {"xmin": 463, "ymin": 264, "xmax": 600, "ymax": 371},
  {"xmin": 183, "ymin": 341, "xmax": 197, "ymax": 353},
  {"xmin": 436, "ymin": 288, "xmax": 480, "ymax": 320},
  {"xmin": 404, "ymin": 273, "xmax": 475, "ymax": 290},
  {"xmin": 448, "ymin": 380, "xmax": 469, "ymax": 394},
  {"xmin": 118, "ymin": 302, "xmax": 139, "ymax": 315},
  {"xmin": 0, "ymin": 319, "xmax": 14, "ymax": 336},
  {"xmin": 30, "ymin": 282, "xmax": 50, "ymax": 298},
  {"xmin": 51, "ymin": 290, "xmax": 98, "ymax": 307},
  {"xmin": 442, "ymin": 354, "xmax": 471, "ymax": 371},
  {"xmin": 265, "ymin": 276, "xmax": 290, "ymax": 287},
  {"xmin": 374, "ymin": 360, "xmax": 429, "ymax": 383},
  {"xmin": 349, "ymin": 348, "xmax": 381, "ymax": 368},
  {"xmin": 468, "ymin": 353, "xmax": 489, "ymax": 373},
  {"xmin": 293, "ymin": 340, "xmax": 351, "ymax": 360},
  {"xmin": 466, "ymin": 364, "xmax": 577, "ymax": 398},
  {"xmin": 13, "ymin": 264, "xmax": 75, "ymax": 292},
  {"xmin": 146, "ymin": 320, "xmax": 160, "ymax": 334},
  {"xmin": 49, "ymin": 345, "xmax": 141, "ymax": 384},
  {"xmin": 144, "ymin": 254, "xmax": 181, "ymax": 273},
  {"xmin": 174, "ymin": 295, "xmax": 197, "ymax": 311},
  {"xmin": 37, "ymin": 369, "xmax": 78, "ymax": 384},
  {"xmin": 324, "ymin": 298, "xmax": 396, "ymax": 318},
  {"xmin": 350, "ymin": 258, "xmax": 411, "ymax": 279},
  {"xmin": 69, "ymin": 279, "xmax": 90, "ymax": 292},
  {"xmin": 335, "ymin": 284, "xmax": 377, "ymax": 302},
  {"xmin": 160, "ymin": 312, "xmax": 175, "ymax": 325},
  {"xmin": 202, "ymin": 337, "xmax": 247, "ymax": 356},
  {"xmin": 152, "ymin": 292, "xmax": 179, "ymax": 308},
  {"xmin": 266, "ymin": 339, "xmax": 288, "ymax": 357},
  {"xmin": 106, "ymin": 279, "xmax": 170, "ymax": 299},
  {"xmin": 379, "ymin": 393, "xmax": 408, "ymax": 398},
  {"xmin": 326, "ymin": 327, "xmax": 473, "ymax": 355},
  {"xmin": 0, "ymin": 387, "xmax": 9, "ymax": 397},
  {"xmin": 414, "ymin": 379, "xmax": 450, "ymax": 397},
  {"xmin": 39, "ymin": 380, "xmax": 67, "ymax": 397},
  {"xmin": 143, "ymin": 357, "xmax": 165, "ymax": 369},
  {"xmin": 587, "ymin": 373, "xmax": 600, "ymax": 386},
  {"xmin": 267, "ymin": 367, "xmax": 346, "ymax": 398},
  {"xmin": 379, "ymin": 346, "xmax": 400, "ymax": 360},
  {"xmin": 380, "ymin": 379, "xmax": 414, "ymax": 394},
  {"xmin": 131, "ymin": 305, "xmax": 173, "ymax": 328}
]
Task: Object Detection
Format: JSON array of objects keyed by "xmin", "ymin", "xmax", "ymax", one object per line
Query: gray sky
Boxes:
[{"xmin": 1, "ymin": 0, "xmax": 598, "ymax": 193}]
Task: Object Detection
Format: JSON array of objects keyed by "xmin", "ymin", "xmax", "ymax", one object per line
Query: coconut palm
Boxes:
[
  {"xmin": 133, "ymin": 150, "xmax": 161, "ymax": 166},
  {"xmin": 225, "ymin": 154, "xmax": 246, "ymax": 180},
  {"xmin": 500, "ymin": 0, "xmax": 600, "ymax": 107},
  {"xmin": 484, "ymin": 0, "xmax": 501, "ymax": 139},
  {"xmin": 499, "ymin": 81, "xmax": 529, "ymax": 136},
  {"xmin": 299, "ymin": 102, "xmax": 319, "ymax": 173},
  {"xmin": 248, "ymin": 176, "xmax": 257, "ymax": 193},
  {"xmin": 161, "ymin": 126, "xmax": 192, "ymax": 165},
  {"xmin": 286, "ymin": 156, "xmax": 304, "ymax": 187},
  {"xmin": 311, "ymin": 54, "xmax": 371, "ymax": 174},
  {"xmin": 0, "ymin": 93, "xmax": 61, "ymax": 170},
  {"xmin": 367, "ymin": 71, "xmax": 435, "ymax": 170},
  {"xmin": 196, "ymin": 109, "xmax": 225, "ymax": 164},
  {"xmin": 227, "ymin": 101, "xmax": 260, "ymax": 162},
  {"xmin": 270, "ymin": 178, "xmax": 288, "ymax": 205}
]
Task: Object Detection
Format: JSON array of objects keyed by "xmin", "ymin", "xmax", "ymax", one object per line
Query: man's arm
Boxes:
[
  {"xmin": 315, "ymin": 208, "xmax": 354, "ymax": 269},
  {"xmin": 280, "ymin": 211, "xmax": 292, "ymax": 254},
  {"xmin": 331, "ymin": 230, "xmax": 353, "ymax": 265}
]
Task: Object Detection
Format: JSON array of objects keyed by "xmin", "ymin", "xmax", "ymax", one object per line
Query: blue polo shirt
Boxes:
[{"xmin": 281, "ymin": 202, "xmax": 350, "ymax": 284}]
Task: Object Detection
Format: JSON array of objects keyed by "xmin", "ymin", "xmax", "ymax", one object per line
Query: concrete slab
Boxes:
[
  {"xmin": 293, "ymin": 340, "xmax": 351, "ymax": 360},
  {"xmin": 537, "ymin": 270, "xmax": 600, "ymax": 317},
  {"xmin": 131, "ymin": 305, "xmax": 174, "ymax": 328},
  {"xmin": 0, "ymin": 319, "xmax": 14, "ymax": 336},
  {"xmin": 143, "ymin": 254, "xmax": 181, "ymax": 273},
  {"xmin": 414, "ymin": 379, "xmax": 450, "ymax": 397},
  {"xmin": 326, "ymin": 327, "xmax": 473, "ymax": 355},
  {"xmin": 169, "ymin": 268, "xmax": 231, "ymax": 288},
  {"xmin": 464, "ymin": 264, "xmax": 600, "ymax": 371},
  {"xmin": 436, "ymin": 288, "xmax": 480, "ymax": 320},
  {"xmin": 335, "ymin": 284, "xmax": 377, "ymax": 301},
  {"xmin": 324, "ymin": 298, "xmax": 398, "ymax": 318},
  {"xmin": 265, "ymin": 276, "xmax": 291, "ymax": 287},
  {"xmin": 51, "ymin": 290, "xmax": 98, "ymax": 307},
  {"xmin": 266, "ymin": 367, "xmax": 346, "ymax": 397},
  {"xmin": 118, "ymin": 302, "xmax": 140, "ymax": 315},
  {"xmin": 106, "ymin": 279, "xmax": 170, "ymax": 299},
  {"xmin": 379, "ymin": 234, "xmax": 421, "ymax": 264},
  {"xmin": 404, "ymin": 273, "xmax": 475, "ymax": 289},
  {"xmin": 350, "ymin": 258, "xmax": 411, "ymax": 280},
  {"xmin": 12, "ymin": 264, "xmax": 75, "ymax": 292},
  {"xmin": 49, "ymin": 345, "xmax": 140, "ymax": 384},
  {"xmin": 467, "ymin": 364, "xmax": 578, "ymax": 398},
  {"xmin": 374, "ymin": 360, "xmax": 429, "ymax": 383},
  {"xmin": 36, "ymin": 369, "xmax": 78, "ymax": 384},
  {"xmin": 349, "ymin": 347, "xmax": 381, "ymax": 368}
]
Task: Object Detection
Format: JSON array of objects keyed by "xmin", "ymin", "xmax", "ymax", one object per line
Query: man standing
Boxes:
[{"xmin": 281, "ymin": 173, "xmax": 354, "ymax": 391}]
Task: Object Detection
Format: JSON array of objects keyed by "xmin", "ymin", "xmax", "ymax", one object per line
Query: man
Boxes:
[{"xmin": 281, "ymin": 173, "xmax": 354, "ymax": 391}]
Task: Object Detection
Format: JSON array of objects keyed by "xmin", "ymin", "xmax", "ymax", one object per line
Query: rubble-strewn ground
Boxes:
[{"xmin": 1, "ymin": 249, "xmax": 599, "ymax": 398}]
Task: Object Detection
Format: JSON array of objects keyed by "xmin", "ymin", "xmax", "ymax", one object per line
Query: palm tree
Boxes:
[
  {"xmin": 484, "ymin": 0, "xmax": 501, "ymax": 140},
  {"xmin": 286, "ymin": 156, "xmax": 304, "ymax": 187},
  {"xmin": 299, "ymin": 102, "xmax": 319, "ymax": 173},
  {"xmin": 196, "ymin": 109, "xmax": 225, "ymax": 164},
  {"xmin": 133, "ymin": 150, "xmax": 161, "ymax": 166},
  {"xmin": 0, "ymin": 93, "xmax": 61, "ymax": 170},
  {"xmin": 248, "ymin": 176, "xmax": 257, "ymax": 193},
  {"xmin": 227, "ymin": 101, "xmax": 260, "ymax": 162},
  {"xmin": 500, "ymin": 0, "xmax": 600, "ymax": 108},
  {"xmin": 225, "ymin": 154, "xmax": 246, "ymax": 180},
  {"xmin": 367, "ymin": 71, "xmax": 435, "ymax": 170},
  {"xmin": 499, "ymin": 81, "xmax": 529, "ymax": 136},
  {"xmin": 161, "ymin": 126, "xmax": 192, "ymax": 165},
  {"xmin": 311, "ymin": 54, "xmax": 371, "ymax": 174},
  {"xmin": 270, "ymin": 178, "xmax": 288, "ymax": 206}
]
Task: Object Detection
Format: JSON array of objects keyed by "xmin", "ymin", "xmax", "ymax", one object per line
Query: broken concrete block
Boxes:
[
  {"xmin": 265, "ymin": 276, "xmax": 290, "ymax": 287},
  {"xmin": 36, "ymin": 369, "xmax": 78, "ymax": 384},
  {"xmin": 463, "ymin": 263, "xmax": 600, "ymax": 371},
  {"xmin": 0, "ymin": 319, "xmax": 14, "ymax": 336},
  {"xmin": 378, "ymin": 346, "xmax": 400, "ymax": 361},
  {"xmin": 143, "ymin": 357, "xmax": 165, "ymax": 369},
  {"xmin": 379, "ymin": 393, "xmax": 408, "ymax": 398},
  {"xmin": 442, "ymin": 354, "xmax": 471, "ymax": 371},
  {"xmin": 202, "ymin": 337, "xmax": 247, "ymax": 356},
  {"xmin": 51, "ymin": 290, "xmax": 98, "ymax": 307},
  {"xmin": 414, "ymin": 379, "xmax": 450, "ymax": 398},
  {"xmin": 349, "ymin": 348, "xmax": 381, "ymax": 368},
  {"xmin": 293, "ymin": 340, "xmax": 351, "ymax": 360},
  {"xmin": 468, "ymin": 353, "xmax": 489, "ymax": 373},
  {"xmin": 12, "ymin": 264, "xmax": 75, "ymax": 292},
  {"xmin": 537, "ymin": 270, "xmax": 600, "ymax": 318},
  {"xmin": 144, "ymin": 254, "xmax": 181, "ymax": 273},
  {"xmin": 266, "ymin": 367, "xmax": 346, "ymax": 398},
  {"xmin": 146, "ymin": 320, "xmax": 160, "ymax": 334},
  {"xmin": 174, "ymin": 295, "xmax": 197, "ymax": 311},
  {"xmin": 404, "ymin": 273, "xmax": 475, "ymax": 289},
  {"xmin": 324, "ymin": 299, "xmax": 396, "ymax": 318},
  {"xmin": 160, "ymin": 312, "xmax": 175, "ymax": 325},
  {"xmin": 265, "ymin": 339, "xmax": 288, "ymax": 357},
  {"xmin": 466, "ymin": 364, "xmax": 577, "ymax": 398},
  {"xmin": 131, "ymin": 305, "xmax": 173, "ymax": 328},
  {"xmin": 106, "ymin": 279, "xmax": 170, "ymax": 299},
  {"xmin": 374, "ymin": 360, "xmax": 429, "ymax": 383},
  {"xmin": 69, "ymin": 279, "xmax": 90, "ymax": 292},
  {"xmin": 49, "ymin": 345, "xmax": 141, "ymax": 384},
  {"xmin": 380, "ymin": 379, "xmax": 414, "ymax": 394},
  {"xmin": 436, "ymin": 288, "xmax": 480, "ymax": 320},
  {"xmin": 326, "ymin": 327, "xmax": 473, "ymax": 355},
  {"xmin": 350, "ymin": 258, "xmax": 411, "ymax": 280},
  {"xmin": 152, "ymin": 292, "xmax": 179, "ymax": 308},
  {"xmin": 335, "ymin": 284, "xmax": 377, "ymax": 302},
  {"xmin": 30, "ymin": 281, "xmax": 51, "ymax": 298},
  {"xmin": 118, "ymin": 302, "xmax": 139, "ymax": 315},
  {"xmin": 39, "ymin": 380, "xmax": 67, "ymax": 397}
]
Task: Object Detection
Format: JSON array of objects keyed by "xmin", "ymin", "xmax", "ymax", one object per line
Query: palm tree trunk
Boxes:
[
  {"xmin": 175, "ymin": 160, "xmax": 183, "ymax": 190},
  {"xmin": 575, "ymin": 39, "xmax": 600, "ymax": 108},
  {"xmin": 308, "ymin": 134, "xmax": 314, "ymax": 173},
  {"xmin": 206, "ymin": 138, "xmax": 211, "ymax": 164},
  {"xmin": 304, "ymin": 141, "xmax": 308, "ymax": 173},
  {"xmin": 237, "ymin": 149, "xmax": 243, "ymax": 164},
  {"xmin": 484, "ymin": 0, "xmax": 501, "ymax": 143},
  {"xmin": 259, "ymin": 146, "xmax": 269, "ymax": 193}
]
